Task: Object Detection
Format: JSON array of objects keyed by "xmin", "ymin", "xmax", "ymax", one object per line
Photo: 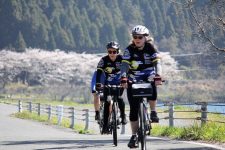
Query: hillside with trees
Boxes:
[
  {"xmin": 0, "ymin": 0, "xmax": 224, "ymax": 52},
  {"xmin": 0, "ymin": 0, "xmax": 224, "ymax": 102}
]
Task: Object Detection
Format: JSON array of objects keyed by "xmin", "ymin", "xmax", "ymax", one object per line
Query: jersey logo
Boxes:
[
  {"xmin": 131, "ymin": 61, "xmax": 142, "ymax": 69},
  {"xmin": 115, "ymin": 62, "xmax": 121, "ymax": 68},
  {"xmin": 150, "ymin": 53, "xmax": 158, "ymax": 59},
  {"xmin": 123, "ymin": 49, "xmax": 130, "ymax": 59},
  {"xmin": 144, "ymin": 54, "xmax": 150, "ymax": 59},
  {"xmin": 105, "ymin": 67, "xmax": 114, "ymax": 73}
]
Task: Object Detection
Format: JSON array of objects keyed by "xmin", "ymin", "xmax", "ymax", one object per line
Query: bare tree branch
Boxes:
[
  {"xmin": 167, "ymin": 0, "xmax": 225, "ymax": 52},
  {"xmin": 188, "ymin": 8, "xmax": 224, "ymax": 51}
]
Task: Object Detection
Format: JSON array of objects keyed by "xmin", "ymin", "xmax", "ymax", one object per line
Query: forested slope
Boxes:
[
  {"xmin": 0, "ymin": 0, "xmax": 224, "ymax": 53},
  {"xmin": 0, "ymin": 0, "xmax": 224, "ymax": 102}
]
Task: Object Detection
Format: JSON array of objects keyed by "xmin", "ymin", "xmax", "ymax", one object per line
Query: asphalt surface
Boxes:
[{"xmin": 0, "ymin": 103, "xmax": 224, "ymax": 150}]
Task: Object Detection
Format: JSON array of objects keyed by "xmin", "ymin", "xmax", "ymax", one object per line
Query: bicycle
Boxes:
[
  {"xmin": 131, "ymin": 77, "xmax": 163, "ymax": 150},
  {"xmin": 97, "ymin": 84, "xmax": 122, "ymax": 146}
]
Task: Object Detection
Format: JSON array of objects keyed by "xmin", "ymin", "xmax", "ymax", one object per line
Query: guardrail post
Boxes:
[
  {"xmin": 121, "ymin": 125, "xmax": 125, "ymax": 134},
  {"xmin": 18, "ymin": 100, "xmax": 22, "ymax": 112},
  {"xmin": 84, "ymin": 109, "xmax": 89, "ymax": 130},
  {"xmin": 70, "ymin": 107, "xmax": 75, "ymax": 129},
  {"xmin": 201, "ymin": 102, "xmax": 207, "ymax": 126},
  {"xmin": 57, "ymin": 105, "xmax": 63, "ymax": 125},
  {"xmin": 28, "ymin": 102, "xmax": 32, "ymax": 113},
  {"xmin": 169, "ymin": 102, "xmax": 174, "ymax": 127},
  {"xmin": 37, "ymin": 103, "xmax": 41, "ymax": 116},
  {"xmin": 48, "ymin": 105, "xmax": 52, "ymax": 121}
]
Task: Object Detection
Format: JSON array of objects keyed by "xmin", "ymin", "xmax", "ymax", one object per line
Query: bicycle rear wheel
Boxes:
[
  {"xmin": 112, "ymin": 102, "xmax": 118, "ymax": 146},
  {"xmin": 139, "ymin": 102, "xmax": 147, "ymax": 150}
]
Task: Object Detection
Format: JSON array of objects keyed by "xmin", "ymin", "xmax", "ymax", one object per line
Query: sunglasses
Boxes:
[
  {"xmin": 108, "ymin": 51, "xmax": 117, "ymax": 54},
  {"xmin": 133, "ymin": 35, "xmax": 144, "ymax": 40}
]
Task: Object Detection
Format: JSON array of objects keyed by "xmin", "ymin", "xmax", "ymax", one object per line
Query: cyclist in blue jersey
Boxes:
[
  {"xmin": 96, "ymin": 41, "xmax": 127, "ymax": 134},
  {"xmin": 120, "ymin": 25, "xmax": 162, "ymax": 148},
  {"xmin": 91, "ymin": 70, "xmax": 105, "ymax": 120}
]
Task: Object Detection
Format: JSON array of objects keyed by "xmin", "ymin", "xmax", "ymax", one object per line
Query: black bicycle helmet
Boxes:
[{"xmin": 106, "ymin": 41, "xmax": 120, "ymax": 50}]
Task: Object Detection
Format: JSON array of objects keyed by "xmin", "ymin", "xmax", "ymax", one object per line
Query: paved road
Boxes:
[{"xmin": 0, "ymin": 103, "xmax": 224, "ymax": 150}]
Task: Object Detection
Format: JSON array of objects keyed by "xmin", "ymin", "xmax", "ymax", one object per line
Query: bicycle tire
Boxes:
[
  {"xmin": 99, "ymin": 101, "xmax": 104, "ymax": 134},
  {"xmin": 139, "ymin": 102, "xmax": 147, "ymax": 150},
  {"xmin": 112, "ymin": 102, "xmax": 118, "ymax": 146}
]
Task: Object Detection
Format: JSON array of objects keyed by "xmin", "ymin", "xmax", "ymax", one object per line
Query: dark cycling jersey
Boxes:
[
  {"xmin": 121, "ymin": 42, "xmax": 161, "ymax": 82},
  {"xmin": 96, "ymin": 55, "xmax": 122, "ymax": 85}
]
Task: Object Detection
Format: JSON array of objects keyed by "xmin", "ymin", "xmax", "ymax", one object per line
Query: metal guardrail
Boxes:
[
  {"xmin": 18, "ymin": 101, "xmax": 91, "ymax": 130},
  {"xmin": 16, "ymin": 101, "xmax": 225, "ymax": 133},
  {"xmin": 157, "ymin": 102, "xmax": 225, "ymax": 126}
]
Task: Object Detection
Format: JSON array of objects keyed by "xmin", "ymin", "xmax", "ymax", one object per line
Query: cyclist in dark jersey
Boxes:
[
  {"xmin": 120, "ymin": 25, "xmax": 162, "ymax": 148},
  {"xmin": 96, "ymin": 41, "xmax": 127, "ymax": 134}
]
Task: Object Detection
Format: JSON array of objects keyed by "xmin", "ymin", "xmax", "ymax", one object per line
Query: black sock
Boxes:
[{"xmin": 95, "ymin": 111, "xmax": 99, "ymax": 115}]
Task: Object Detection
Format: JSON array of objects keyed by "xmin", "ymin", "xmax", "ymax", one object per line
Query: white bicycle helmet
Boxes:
[{"xmin": 132, "ymin": 25, "xmax": 149, "ymax": 36}]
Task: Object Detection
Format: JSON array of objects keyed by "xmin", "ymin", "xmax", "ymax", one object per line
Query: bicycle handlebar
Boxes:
[
  {"xmin": 96, "ymin": 84, "xmax": 122, "ymax": 94},
  {"xmin": 104, "ymin": 84, "xmax": 122, "ymax": 88}
]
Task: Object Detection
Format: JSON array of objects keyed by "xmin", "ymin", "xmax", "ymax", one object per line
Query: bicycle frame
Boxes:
[
  {"xmin": 106, "ymin": 84, "xmax": 122, "ymax": 146},
  {"xmin": 98, "ymin": 84, "xmax": 122, "ymax": 146}
]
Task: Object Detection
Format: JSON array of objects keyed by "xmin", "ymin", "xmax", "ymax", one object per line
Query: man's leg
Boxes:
[
  {"xmin": 93, "ymin": 93, "xmax": 100, "ymax": 120},
  {"xmin": 128, "ymin": 117, "xmax": 139, "ymax": 148},
  {"xmin": 149, "ymin": 100, "xmax": 159, "ymax": 123},
  {"xmin": 102, "ymin": 100, "xmax": 110, "ymax": 134},
  {"xmin": 149, "ymin": 83, "xmax": 159, "ymax": 122},
  {"xmin": 149, "ymin": 100, "xmax": 156, "ymax": 111},
  {"xmin": 127, "ymin": 86, "xmax": 139, "ymax": 148},
  {"xmin": 118, "ymin": 97, "xmax": 127, "ymax": 124}
]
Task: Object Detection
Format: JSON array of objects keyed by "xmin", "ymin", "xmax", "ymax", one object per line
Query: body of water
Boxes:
[{"xmin": 157, "ymin": 103, "xmax": 225, "ymax": 114}]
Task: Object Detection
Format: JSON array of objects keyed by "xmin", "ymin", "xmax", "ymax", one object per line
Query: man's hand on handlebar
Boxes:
[
  {"xmin": 120, "ymin": 77, "xmax": 128, "ymax": 89},
  {"xmin": 154, "ymin": 74, "xmax": 162, "ymax": 86},
  {"xmin": 96, "ymin": 83, "xmax": 103, "ymax": 91}
]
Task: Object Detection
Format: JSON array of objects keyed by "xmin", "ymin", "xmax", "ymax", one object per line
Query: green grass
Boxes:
[
  {"xmin": 3, "ymin": 98, "xmax": 225, "ymax": 141},
  {"xmin": 151, "ymin": 122, "xmax": 225, "ymax": 143},
  {"xmin": 13, "ymin": 111, "xmax": 92, "ymax": 134}
]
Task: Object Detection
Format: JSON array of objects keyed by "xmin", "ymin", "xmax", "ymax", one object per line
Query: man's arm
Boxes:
[
  {"xmin": 151, "ymin": 52, "xmax": 162, "ymax": 76},
  {"xmin": 155, "ymin": 60, "xmax": 162, "ymax": 76},
  {"xmin": 120, "ymin": 61, "xmax": 130, "ymax": 78},
  {"xmin": 120, "ymin": 49, "xmax": 131, "ymax": 78},
  {"xmin": 96, "ymin": 58, "xmax": 104, "ymax": 83}
]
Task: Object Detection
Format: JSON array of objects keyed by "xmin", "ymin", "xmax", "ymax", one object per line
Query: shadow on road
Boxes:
[
  {"xmin": 1, "ymin": 138, "xmax": 220, "ymax": 150},
  {"xmin": 1, "ymin": 139, "xmax": 125, "ymax": 150}
]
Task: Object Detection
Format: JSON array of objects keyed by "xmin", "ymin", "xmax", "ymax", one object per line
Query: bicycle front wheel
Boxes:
[
  {"xmin": 112, "ymin": 102, "xmax": 118, "ymax": 146},
  {"xmin": 99, "ymin": 102, "xmax": 104, "ymax": 134},
  {"xmin": 139, "ymin": 102, "xmax": 147, "ymax": 150}
]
